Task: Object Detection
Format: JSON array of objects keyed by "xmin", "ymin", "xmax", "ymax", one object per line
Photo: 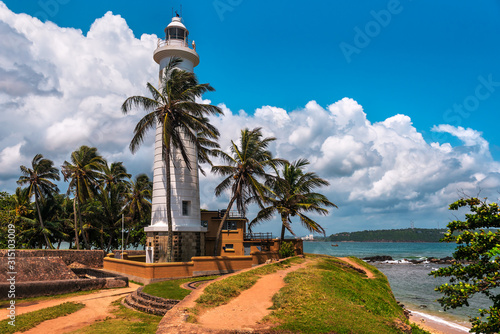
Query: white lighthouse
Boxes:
[{"xmin": 145, "ymin": 15, "xmax": 205, "ymax": 263}]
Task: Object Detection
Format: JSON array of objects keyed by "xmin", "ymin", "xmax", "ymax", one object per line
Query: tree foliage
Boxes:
[
  {"xmin": 431, "ymin": 197, "xmax": 500, "ymax": 334},
  {"xmin": 250, "ymin": 159, "xmax": 336, "ymax": 240},
  {"xmin": 211, "ymin": 127, "xmax": 284, "ymax": 255},
  {"xmin": 1, "ymin": 150, "xmax": 152, "ymax": 252}
]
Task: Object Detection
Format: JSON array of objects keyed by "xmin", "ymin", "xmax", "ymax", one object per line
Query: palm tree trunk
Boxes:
[
  {"xmin": 77, "ymin": 199, "xmax": 89, "ymax": 249},
  {"xmin": 73, "ymin": 197, "xmax": 80, "ymax": 250},
  {"xmin": 213, "ymin": 195, "xmax": 237, "ymax": 256},
  {"xmin": 34, "ymin": 191, "xmax": 53, "ymax": 249},
  {"xmin": 280, "ymin": 213, "xmax": 288, "ymax": 242},
  {"xmin": 166, "ymin": 144, "xmax": 174, "ymax": 262}
]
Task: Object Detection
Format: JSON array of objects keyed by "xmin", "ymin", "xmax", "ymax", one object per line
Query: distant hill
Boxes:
[{"xmin": 320, "ymin": 228, "xmax": 449, "ymax": 242}]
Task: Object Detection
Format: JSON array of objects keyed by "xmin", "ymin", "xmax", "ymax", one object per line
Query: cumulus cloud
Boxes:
[
  {"xmin": 1, "ymin": 3, "xmax": 499, "ymax": 235},
  {"xmin": 201, "ymin": 100, "xmax": 500, "ymax": 234},
  {"xmin": 0, "ymin": 3, "xmax": 157, "ymax": 185}
]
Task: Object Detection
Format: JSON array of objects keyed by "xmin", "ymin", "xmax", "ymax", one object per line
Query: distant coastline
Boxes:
[
  {"xmin": 324, "ymin": 240, "xmax": 442, "ymax": 243},
  {"xmin": 317, "ymin": 228, "xmax": 449, "ymax": 243}
]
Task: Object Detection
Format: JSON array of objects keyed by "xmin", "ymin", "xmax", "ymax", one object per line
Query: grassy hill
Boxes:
[{"xmin": 189, "ymin": 255, "xmax": 427, "ymax": 333}]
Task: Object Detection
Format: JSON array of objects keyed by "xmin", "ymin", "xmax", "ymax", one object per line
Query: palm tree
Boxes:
[
  {"xmin": 92, "ymin": 182, "xmax": 126, "ymax": 253},
  {"xmin": 100, "ymin": 161, "xmax": 131, "ymax": 190},
  {"xmin": 249, "ymin": 159, "xmax": 337, "ymax": 241},
  {"xmin": 122, "ymin": 56, "xmax": 222, "ymax": 261},
  {"xmin": 124, "ymin": 174, "xmax": 152, "ymax": 246},
  {"xmin": 17, "ymin": 154, "xmax": 60, "ymax": 249},
  {"xmin": 211, "ymin": 127, "xmax": 285, "ymax": 256},
  {"xmin": 61, "ymin": 146, "xmax": 106, "ymax": 250},
  {"xmin": 125, "ymin": 174, "xmax": 152, "ymax": 223},
  {"xmin": 10, "ymin": 187, "xmax": 37, "ymax": 248},
  {"xmin": 196, "ymin": 120, "xmax": 221, "ymax": 176}
]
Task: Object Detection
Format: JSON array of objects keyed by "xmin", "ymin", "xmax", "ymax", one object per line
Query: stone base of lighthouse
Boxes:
[{"xmin": 146, "ymin": 231, "xmax": 205, "ymax": 263}]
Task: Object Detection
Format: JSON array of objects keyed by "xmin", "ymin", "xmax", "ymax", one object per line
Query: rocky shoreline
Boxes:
[{"xmin": 362, "ymin": 255, "xmax": 457, "ymax": 264}]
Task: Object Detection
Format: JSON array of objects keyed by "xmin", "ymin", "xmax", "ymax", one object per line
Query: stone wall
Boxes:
[
  {"xmin": 0, "ymin": 249, "xmax": 105, "ymax": 268},
  {"xmin": 104, "ymin": 253, "xmax": 274, "ymax": 284},
  {"xmin": 0, "ymin": 268, "xmax": 128, "ymax": 300},
  {"xmin": 0, "ymin": 257, "xmax": 78, "ymax": 282},
  {"xmin": 146, "ymin": 232, "xmax": 205, "ymax": 262}
]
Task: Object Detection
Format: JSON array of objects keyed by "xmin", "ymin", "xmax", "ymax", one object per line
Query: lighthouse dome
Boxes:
[{"xmin": 165, "ymin": 17, "xmax": 189, "ymax": 40}]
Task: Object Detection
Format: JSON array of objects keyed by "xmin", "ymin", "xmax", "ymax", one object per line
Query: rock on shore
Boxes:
[{"xmin": 362, "ymin": 255, "xmax": 456, "ymax": 264}]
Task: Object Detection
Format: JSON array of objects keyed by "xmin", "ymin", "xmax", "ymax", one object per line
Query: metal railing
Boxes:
[
  {"xmin": 156, "ymin": 37, "xmax": 196, "ymax": 51},
  {"xmin": 244, "ymin": 232, "xmax": 273, "ymax": 240},
  {"xmin": 218, "ymin": 210, "xmax": 244, "ymax": 218}
]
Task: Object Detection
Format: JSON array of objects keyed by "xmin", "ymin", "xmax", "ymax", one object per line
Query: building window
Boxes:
[
  {"xmin": 223, "ymin": 244, "xmax": 234, "ymax": 251},
  {"xmin": 201, "ymin": 220, "xmax": 208, "ymax": 228},
  {"xmin": 182, "ymin": 201, "xmax": 190, "ymax": 216},
  {"xmin": 223, "ymin": 221, "xmax": 237, "ymax": 231}
]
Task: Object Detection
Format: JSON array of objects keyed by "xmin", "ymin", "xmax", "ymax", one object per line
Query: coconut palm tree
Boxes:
[
  {"xmin": 61, "ymin": 146, "xmax": 106, "ymax": 250},
  {"xmin": 211, "ymin": 127, "xmax": 285, "ymax": 256},
  {"xmin": 122, "ymin": 56, "xmax": 222, "ymax": 261},
  {"xmin": 10, "ymin": 187, "xmax": 37, "ymax": 248},
  {"xmin": 196, "ymin": 120, "xmax": 221, "ymax": 175},
  {"xmin": 91, "ymin": 182, "xmax": 127, "ymax": 253},
  {"xmin": 249, "ymin": 159, "xmax": 337, "ymax": 241},
  {"xmin": 124, "ymin": 174, "xmax": 152, "ymax": 246},
  {"xmin": 100, "ymin": 161, "xmax": 131, "ymax": 190},
  {"xmin": 17, "ymin": 154, "xmax": 60, "ymax": 249},
  {"xmin": 125, "ymin": 174, "xmax": 152, "ymax": 223}
]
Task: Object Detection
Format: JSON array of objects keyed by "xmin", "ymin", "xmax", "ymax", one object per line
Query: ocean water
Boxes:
[{"xmin": 304, "ymin": 241, "xmax": 489, "ymax": 329}]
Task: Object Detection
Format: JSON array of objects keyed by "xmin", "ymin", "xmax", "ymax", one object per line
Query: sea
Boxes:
[{"xmin": 304, "ymin": 241, "xmax": 489, "ymax": 332}]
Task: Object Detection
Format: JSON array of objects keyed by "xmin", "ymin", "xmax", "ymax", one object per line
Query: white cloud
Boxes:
[
  {"xmin": 254, "ymin": 106, "xmax": 290, "ymax": 128},
  {"xmin": 0, "ymin": 142, "xmax": 26, "ymax": 178},
  {"xmin": 0, "ymin": 3, "xmax": 157, "ymax": 186},
  {"xmin": 1, "ymin": 3, "xmax": 500, "ymax": 236},
  {"xmin": 432, "ymin": 125, "xmax": 489, "ymax": 153}
]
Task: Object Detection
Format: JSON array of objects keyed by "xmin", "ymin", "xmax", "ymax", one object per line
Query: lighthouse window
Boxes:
[
  {"xmin": 182, "ymin": 201, "xmax": 190, "ymax": 216},
  {"xmin": 168, "ymin": 28, "xmax": 185, "ymax": 40}
]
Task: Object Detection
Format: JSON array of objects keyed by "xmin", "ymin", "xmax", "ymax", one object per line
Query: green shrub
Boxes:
[{"xmin": 279, "ymin": 241, "xmax": 295, "ymax": 258}]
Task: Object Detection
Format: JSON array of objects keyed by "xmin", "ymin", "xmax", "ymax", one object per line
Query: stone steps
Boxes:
[{"xmin": 124, "ymin": 287, "xmax": 179, "ymax": 316}]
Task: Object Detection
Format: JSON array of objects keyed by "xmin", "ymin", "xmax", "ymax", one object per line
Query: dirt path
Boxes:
[
  {"xmin": 198, "ymin": 261, "xmax": 309, "ymax": 331},
  {"xmin": 1, "ymin": 283, "xmax": 139, "ymax": 334},
  {"xmin": 156, "ymin": 259, "xmax": 309, "ymax": 334},
  {"xmin": 337, "ymin": 257, "xmax": 375, "ymax": 279}
]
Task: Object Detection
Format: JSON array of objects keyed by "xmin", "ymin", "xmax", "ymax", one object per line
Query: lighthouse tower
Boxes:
[{"xmin": 145, "ymin": 15, "xmax": 205, "ymax": 263}]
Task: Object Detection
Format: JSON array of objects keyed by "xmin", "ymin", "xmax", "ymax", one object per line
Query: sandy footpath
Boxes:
[
  {"xmin": 198, "ymin": 261, "xmax": 309, "ymax": 331},
  {"xmin": 156, "ymin": 258, "xmax": 309, "ymax": 334},
  {"xmin": 1, "ymin": 283, "xmax": 139, "ymax": 333}
]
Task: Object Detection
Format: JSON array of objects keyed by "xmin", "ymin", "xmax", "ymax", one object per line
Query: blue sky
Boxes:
[
  {"xmin": 4, "ymin": 0, "xmax": 500, "ymax": 151},
  {"xmin": 1, "ymin": 0, "xmax": 500, "ymax": 236}
]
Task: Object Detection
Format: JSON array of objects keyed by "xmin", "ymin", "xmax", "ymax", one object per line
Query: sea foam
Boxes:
[{"xmin": 411, "ymin": 310, "xmax": 471, "ymax": 332}]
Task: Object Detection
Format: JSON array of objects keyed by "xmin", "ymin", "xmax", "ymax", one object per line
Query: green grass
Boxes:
[
  {"xmin": 195, "ymin": 256, "xmax": 305, "ymax": 308},
  {"xmin": 0, "ymin": 289, "xmax": 97, "ymax": 308},
  {"xmin": 129, "ymin": 280, "xmax": 144, "ymax": 286},
  {"xmin": 264, "ymin": 256, "xmax": 428, "ymax": 334},
  {"xmin": 411, "ymin": 323, "xmax": 432, "ymax": 333},
  {"xmin": 0, "ymin": 302, "xmax": 85, "ymax": 334},
  {"xmin": 142, "ymin": 275, "xmax": 219, "ymax": 300},
  {"xmin": 69, "ymin": 299, "xmax": 162, "ymax": 334}
]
